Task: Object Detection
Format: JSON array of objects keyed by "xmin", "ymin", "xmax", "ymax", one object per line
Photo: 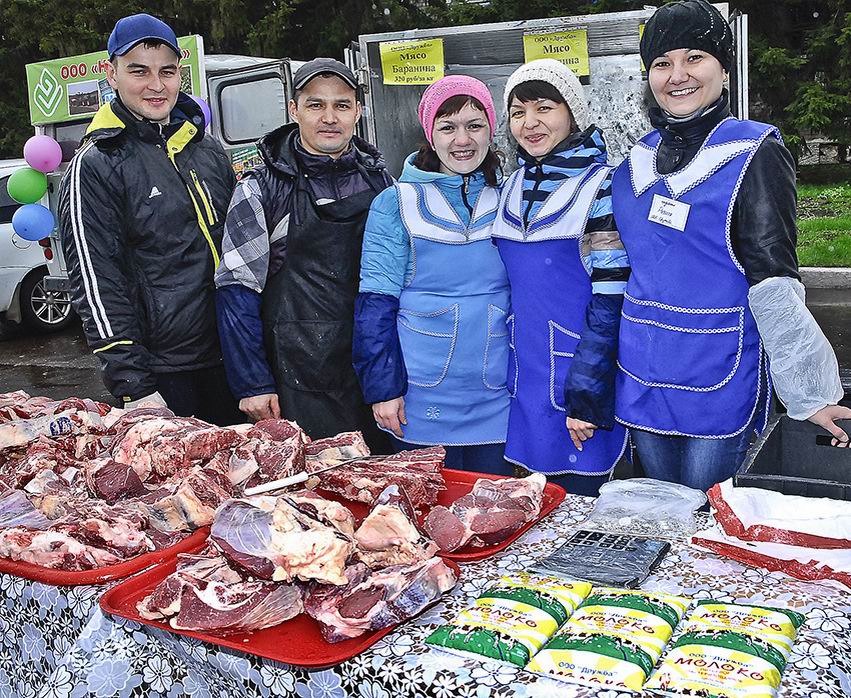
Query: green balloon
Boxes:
[{"xmin": 7, "ymin": 167, "xmax": 48, "ymax": 204}]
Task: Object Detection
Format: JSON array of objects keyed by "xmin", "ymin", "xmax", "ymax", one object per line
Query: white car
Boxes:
[{"xmin": 0, "ymin": 159, "xmax": 74, "ymax": 333}]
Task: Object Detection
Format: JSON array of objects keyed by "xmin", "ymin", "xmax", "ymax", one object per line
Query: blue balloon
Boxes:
[{"xmin": 12, "ymin": 203, "xmax": 55, "ymax": 241}]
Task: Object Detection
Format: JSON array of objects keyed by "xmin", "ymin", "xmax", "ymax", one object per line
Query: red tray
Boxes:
[
  {"xmin": 325, "ymin": 468, "xmax": 566, "ymax": 563},
  {"xmin": 0, "ymin": 527, "xmax": 210, "ymax": 586},
  {"xmin": 100, "ymin": 547, "xmax": 461, "ymax": 668}
]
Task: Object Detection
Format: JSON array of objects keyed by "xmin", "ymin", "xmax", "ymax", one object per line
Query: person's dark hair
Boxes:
[
  {"xmin": 413, "ymin": 94, "xmax": 503, "ymax": 186},
  {"xmin": 506, "ymin": 80, "xmax": 566, "ymax": 108}
]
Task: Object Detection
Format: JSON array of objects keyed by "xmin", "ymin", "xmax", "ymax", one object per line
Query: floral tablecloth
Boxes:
[{"xmin": 2, "ymin": 496, "xmax": 850, "ymax": 698}]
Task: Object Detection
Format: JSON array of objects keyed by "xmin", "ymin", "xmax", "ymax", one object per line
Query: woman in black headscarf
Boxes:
[{"xmin": 581, "ymin": 0, "xmax": 850, "ymax": 492}]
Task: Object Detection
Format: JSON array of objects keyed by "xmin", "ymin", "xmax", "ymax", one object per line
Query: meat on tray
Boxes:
[
  {"xmin": 136, "ymin": 486, "xmax": 457, "ymax": 641},
  {"xmin": 304, "ymin": 557, "xmax": 458, "ymax": 643},
  {"xmin": 315, "ymin": 446, "xmax": 446, "ymax": 509},
  {"xmin": 354, "ymin": 484, "xmax": 438, "ymax": 568},
  {"xmin": 423, "ymin": 473, "xmax": 547, "ymax": 551},
  {"xmin": 138, "ymin": 547, "xmax": 303, "ymax": 633},
  {"xmin": 210, "ymin": 495, "xmax": 354, "ymax": 584},
  {"xmin": 305, "ymin": 431, "xmax": 370, "ymax": 464}
]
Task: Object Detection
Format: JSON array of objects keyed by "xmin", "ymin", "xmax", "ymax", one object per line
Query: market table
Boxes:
[{"xmin": 3, "ymin": 495, "xmax": 850, "ymax": 698}]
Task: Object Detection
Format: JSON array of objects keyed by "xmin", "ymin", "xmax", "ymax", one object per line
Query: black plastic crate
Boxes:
[{"xmin": 736, "ymin": 415, "xmax": 851, "ymax": 500}]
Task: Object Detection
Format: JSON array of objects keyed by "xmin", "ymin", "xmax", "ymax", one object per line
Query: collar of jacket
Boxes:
[
  {"xmin": 257, "ymin": 122, "xmax": 387, "ymax": 179},
  {"xmin": 516, "ymin": 124, "xmax": 608, "ymax": 171},
  {"xmin": 649, "ymin": 89, "xmax": 731, "ymax": 148},
  {"xmin": 399, "ymin": 152, "xmax": 489, "ymax": 192},
  {"xmin": 84, "ymin": 93, "xmax": 206, "ymax": 149}
]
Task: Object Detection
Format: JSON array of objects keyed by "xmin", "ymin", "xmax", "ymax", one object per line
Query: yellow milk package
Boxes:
[
  {"xmin": 426, "ymin": 572, "xmax": 592, "ymax": 667},
  {"xmin": 528, "ymin": 588, "xmax": 691, "ymax": 692},
  {"xmin": 644, "ymin": 600, "xmax": 806, "ymax": 698}
]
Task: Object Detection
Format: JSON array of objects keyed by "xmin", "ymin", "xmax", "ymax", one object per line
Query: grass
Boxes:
[{"xmin": 796, "ymin": 181, "xmax": 851, "ymax": 268}]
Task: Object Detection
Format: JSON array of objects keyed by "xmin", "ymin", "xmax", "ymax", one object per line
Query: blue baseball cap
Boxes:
[{"xmin": 107, "ymin": 14, "xmax": 180, "ymax": 59}]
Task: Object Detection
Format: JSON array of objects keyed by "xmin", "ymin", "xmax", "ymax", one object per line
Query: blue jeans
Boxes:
[
  {"xmin": 390, "ymin": 437, "xmax": 512, "ymax": 476},
  {"xmin": 629, "ymin": 427, "xmax": 755, "ymax": 492},
  {"xmin": 542, "ymin": 472, "xmax": 612, "ymax": 498}
]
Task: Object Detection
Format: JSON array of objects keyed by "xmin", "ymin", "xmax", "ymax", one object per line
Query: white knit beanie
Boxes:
[{"xmin": 503, "ymin": 58, "xmax": 589, "ymax": 131}]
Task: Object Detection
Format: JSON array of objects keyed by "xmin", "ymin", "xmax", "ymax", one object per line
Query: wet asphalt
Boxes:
[{"xmin": 1, "ymin": 289, "xmax": 849, "ymax": 404}]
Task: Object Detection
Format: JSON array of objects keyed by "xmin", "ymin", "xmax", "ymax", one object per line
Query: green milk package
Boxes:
[
  {"xmin": 527, "ymin": 588, "xmax": 691, "ymax": 692},
  {"xmin": 426, "ymin": 572, "xmax": 592, "ymax": 667},
  {"xmin": 644, "ymin": 600, "xmax": 806, "ymax": 698}
]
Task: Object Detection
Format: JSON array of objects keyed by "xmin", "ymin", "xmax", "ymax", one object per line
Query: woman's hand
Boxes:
[
  {"xmin": 567, "ymin": 417, "xmax": 597, "ymax": 451},
  {"xmin": 808, "ymin": 404, "xmax": 851, "ymax": 447},
  {"xmin": 373, "ymin": 397, "xmax": 407, "ymax": 438}
]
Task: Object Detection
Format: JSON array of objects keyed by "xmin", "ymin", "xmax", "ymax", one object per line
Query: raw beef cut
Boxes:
[
  {"xmin": 84, "ymin": 458, "xmax": 147, "ymax": 503},
  {"xmin": 137, "ymin": 548, "xmax": 303, "ymax": 633},
  {"xmin": 230, "ymin": 438, "xmax": 305, "ymax": 489},
  {"xmin": 287, "ymin": 490, "xmax": 356, "ymax": 538},
  {"xmin": 0, "ymin": 490, "xmax": 52, "ymax": 530},
  {"xmin": 304, "ymin": 557, "xmax": 458, "ymax": 642},
  {"xmin": 211, "ymin": 495, "xmax": 354, "ymax": 585},
  {"xmin": 423, "ymin": 473, "xmax": 546, "ymax": 551},
  {"xmin": 354, "ymin": 484, "xmax": 437, "ymax": 568},
  {"xmin": 0, "ymin": 528, "xmax": 123, "ymax": 570},
  {"xmin": 316, "ymin": 446, "xmax": 445, "ymax": 509},
  {"xmin": 305, "ymin": 431, "xmax": 370, "ymax": 464}
]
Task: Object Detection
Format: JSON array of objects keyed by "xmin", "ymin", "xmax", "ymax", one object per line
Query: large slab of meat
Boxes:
[
  {"xmin": 304, "ymin": 557, "xmax": 458, "ymax": 643},
  {"xmin": 423, "ymin": 473, "xmax": 547, "ymax": 551},
  {"xmin": 316, "ymin": 446, "xmax": 446, "ymax": 510},
  {"xmin": 137, "ymin": 547, "xmax": 303, "ymax": 633}
]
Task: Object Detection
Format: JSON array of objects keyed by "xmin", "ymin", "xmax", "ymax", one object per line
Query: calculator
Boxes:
[{"xmin": 530, "ymin": 530, "xmax": 671, "ymax": 588}]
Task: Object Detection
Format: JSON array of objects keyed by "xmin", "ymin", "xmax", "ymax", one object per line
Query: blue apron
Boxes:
[
  {"xmin": 612, "ymin": 118, "xmax": 778, "ymax": 437},
  {"xmin": 394, "ymin": 182, "xmax": 511, "ymax": 446},
  {"xmin": 492, "ymin": 165, "xmax": 629, "ymax": 475}
]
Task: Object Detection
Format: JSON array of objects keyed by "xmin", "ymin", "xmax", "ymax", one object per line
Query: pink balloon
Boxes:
[
  {"xmin": 191, "ymin": 95, "xmax": 212, "ymax": 130},
  {"xmin": 24, "ymin": 135, "xmax": 63, "ymax": 173}
]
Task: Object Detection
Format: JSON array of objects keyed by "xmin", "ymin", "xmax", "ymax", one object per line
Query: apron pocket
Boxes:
[
  {"xmin": 273, "ymin": 320, "xmax": 353, "ymax": 392},
  {"xmin": 398, "ymin": 304, "xmax": 459, "ymax": 388},
  {"xmin": 619, "ymin": 293, "xmax": 745, "ymax": 391},
  {"xmin": 548, "ymin": 320, "xmax": 581, "ymax": 412},
  {"xmin": 483, "ymin": 304, "xmax": 510, "ymax": 390}
]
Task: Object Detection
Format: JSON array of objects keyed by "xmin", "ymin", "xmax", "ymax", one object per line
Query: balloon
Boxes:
[
  {"xmin": 12, "ymin": 204, "xmax": 55, "ymax": 241},
  {"xmin": 190, "ymin": 95, "xmax": 212, "ymax": 129},
  {"xmin": 24, "ymin": 135, "xmax": 63, "ymax": 173},
  {"xmin": 6, "ymin": 167, "xmax": 48, "ymax": 204}
]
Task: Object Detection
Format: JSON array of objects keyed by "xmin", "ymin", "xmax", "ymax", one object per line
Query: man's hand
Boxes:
[
  {"xmin": 239, "ymin": 393, "xmax": 281, "ymax": 422},
  {"xmin": 373, "ymin": 397, "xmax": 407, "ymax": 438},
  {"xmin": 808, "ymin": 404, "xmax": 851, "ymax": 447},
  {"xmin": 125, "ymin": 391, "xmax": 168, "ymax": 410},
  {"xmin": 567, "ymin": 417, "xmax": 597, "ymax": 451}
]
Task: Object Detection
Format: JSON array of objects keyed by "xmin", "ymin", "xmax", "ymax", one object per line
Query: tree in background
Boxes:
[{"xmin": 0, "ymin": 0, "xmax": 848, "ymax": 161}]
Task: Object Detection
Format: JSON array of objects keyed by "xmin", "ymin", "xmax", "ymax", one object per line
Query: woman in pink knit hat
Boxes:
[{"xmin": 353, "ymin": 75, "xmax": 513, "ymax": 474}]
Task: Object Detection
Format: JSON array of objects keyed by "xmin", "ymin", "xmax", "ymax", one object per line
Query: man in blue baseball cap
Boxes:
[{"xmin": 58, "ymin": 14, "xmax": 242, "ymax": 425}]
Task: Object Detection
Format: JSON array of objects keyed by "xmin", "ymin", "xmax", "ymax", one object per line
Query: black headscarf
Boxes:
[{"xmin": 640, "ymin": 0, "xmax": 734, "ymax": 72}]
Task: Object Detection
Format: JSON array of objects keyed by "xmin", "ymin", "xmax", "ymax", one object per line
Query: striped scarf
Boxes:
[{"xmin": 517, "ymin": 126, "xmax": 608, "ymax": 228}]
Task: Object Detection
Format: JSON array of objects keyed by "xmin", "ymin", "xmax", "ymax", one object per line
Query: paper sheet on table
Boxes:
[
  {"xmin": 692, "ymin": 525, "xmax": 851, "ymax": 589},
  {"xmin": 709, "ymin": 479, "xmax": 851, "ymax": 548}
]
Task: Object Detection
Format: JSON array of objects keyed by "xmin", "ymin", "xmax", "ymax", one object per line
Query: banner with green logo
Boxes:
[{"xmin": 26, "ymin": 35, "xmax": 204, "ymax": 126}]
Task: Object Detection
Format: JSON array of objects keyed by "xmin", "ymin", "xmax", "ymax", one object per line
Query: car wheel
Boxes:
[{"xmin": 19, "ymin": 268, "xmax": 75, "ymax": 333}]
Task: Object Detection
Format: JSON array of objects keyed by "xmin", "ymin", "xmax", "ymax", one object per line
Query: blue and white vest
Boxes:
[
  {"xmin": 492, "ymin": 165, "xmax": 629, "ymax": 475},
  {"xmin": 612, "ymin": 118, "xmax": 778, "ymax": 437},
  {"xmin": 394, "ymin": 182, "xmax": 511, "ymax": 446}
]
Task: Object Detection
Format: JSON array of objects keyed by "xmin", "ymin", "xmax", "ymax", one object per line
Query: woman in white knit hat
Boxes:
[{"xmin": 491, "ymin": 58, "xmax": 629, "ymax": 496}]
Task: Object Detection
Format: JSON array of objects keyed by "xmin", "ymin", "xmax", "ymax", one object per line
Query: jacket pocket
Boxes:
[
  {"xmin": 618, "ymin": 293, "xmax": 745, "ymax": 391},
  {"xmin": 272, "ymin": 320, "xmax": 354, "ymax": 392},
  {"xmin": 483, "ymin": 304, "xmax": 510, "ymax": 390},
  {"xmin": 549, "ymin": 320, "xmax": 581, "ymax": 412},
  {"xmin": 397, "ymin": 304, "xmax": 458, "ymax": 388},
  {"xmin": 507, "ymin": 314, "xmax": 518, "ymax": 398}
]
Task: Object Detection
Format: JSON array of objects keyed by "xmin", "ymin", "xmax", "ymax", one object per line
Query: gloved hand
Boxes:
[{"xmin": 124, "ymin": 391, "xmax": 168, "ymax": 410}]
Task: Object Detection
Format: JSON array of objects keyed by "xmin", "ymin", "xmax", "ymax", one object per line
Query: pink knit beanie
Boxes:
[{"xmin": 417, "ymin": 75, "xmax": 497, "ymax": 146}]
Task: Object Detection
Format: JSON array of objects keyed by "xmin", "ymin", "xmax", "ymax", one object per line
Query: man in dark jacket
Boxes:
[
  {"xmin": 59, "ymin": 13, "xmax": 241, "ymax": 425},
  {"xmin": 215, "ymin": 58, "xmax": 393, "ymax": 448}
]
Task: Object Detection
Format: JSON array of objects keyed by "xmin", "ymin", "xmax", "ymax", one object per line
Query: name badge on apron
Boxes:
[{"xmin": 648, "ymin": 194, "xmax": 691, "ymax": 232}]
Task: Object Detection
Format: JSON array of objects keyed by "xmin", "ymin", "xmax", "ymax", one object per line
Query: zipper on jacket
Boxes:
[
  {"xmin": 461, "ymin": 175, "xmax": 473, "ymax": 216},
  {"xmin": 159, "ymin": 128, "xmax": 221, "ymax": 268}
]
